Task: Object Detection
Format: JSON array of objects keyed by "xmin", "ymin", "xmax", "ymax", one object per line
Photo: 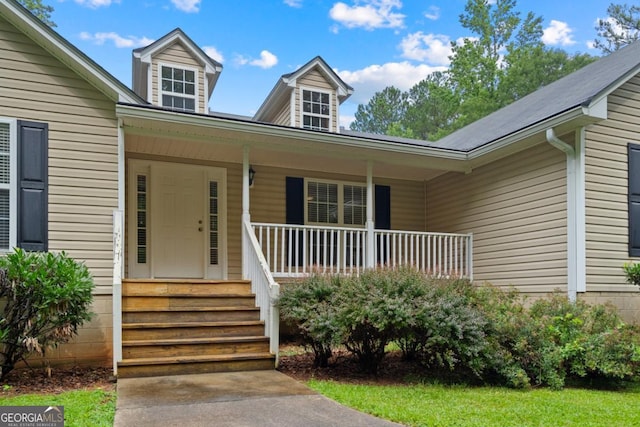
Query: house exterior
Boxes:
[{"xmin": 1, "ymin": 0, "xmax": 640, "ymax": 374}]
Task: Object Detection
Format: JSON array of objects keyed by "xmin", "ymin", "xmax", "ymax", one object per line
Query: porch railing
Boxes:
[
  {"xmin": 251, "ymin": 222, "xmax": 473, "ymax": 280},
  {"xmin": 242, "ymin": 219, "xmax": 280, "ymax": 357}
]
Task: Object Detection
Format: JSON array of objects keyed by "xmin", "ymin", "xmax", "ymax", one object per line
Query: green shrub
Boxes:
[
  {"xmin": 278, "ymin": 274, "xmax": 341, "ymax": 367},
  {"xmin": 474, "ymin": 286, "xmax": 548, "ymax": 388},
  {"xmin": 335, "ymin": 269, "xmax": 408, "ymax": 374},
  {"xmin": 404, "ymin": 278, "xmax": 488, "ymax": 375},
  {"xmin": 530, "ymin": 295, "xmax": 640, "ymax": 386},
  {"xmin": 623, "ymin": 262, "xmax": 640, "ymax": 288},
  {"xmin": 0, "ymin": 249, "xmax": 94, "ymax": 380}
]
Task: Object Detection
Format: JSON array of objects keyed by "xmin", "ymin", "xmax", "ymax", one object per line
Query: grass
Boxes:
[
  {"xmin": 308, "ymin": 380, "xmax": 640, "ymax": 427},
  {"xmin": 0, "ymin": 389, "xmax": 115, "ymax": 427}
]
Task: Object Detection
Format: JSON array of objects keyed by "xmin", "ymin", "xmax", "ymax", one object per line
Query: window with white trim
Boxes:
[
  {"xmin": 302, "ymin": 89, "xmax": 331, "ymax": 131},
  {"xmin": 0, "ymin": 120, "xmax": 15, "ymax": 251},
  {"xmin": 305, "ymin": 179, "xmax": 366, "ymax": 227},
  {"xmin": 160, "ymin": 64, "xmax": 197, "ymax": 112}
]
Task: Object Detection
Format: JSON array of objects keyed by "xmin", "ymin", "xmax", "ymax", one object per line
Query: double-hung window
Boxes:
[
  {"xmin": 301, "ymin": 89, "xmax": 331, "ymax": 131},
  {"xmin": 305, "ymin": 179, "xmax": 366, "ymax": 227},
  {"xmin": 160, "ymin": 64, "xmax": 197, "ymax": 112}
]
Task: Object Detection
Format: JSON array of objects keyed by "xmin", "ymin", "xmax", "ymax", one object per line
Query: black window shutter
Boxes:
[
  {"xmin": 375, "ymin": 185, "xmax": 391, "ymax": 265},
  {"xmin": 630, "ymin": 144, "xmax": 640, "ymax": 256},
  {"xmin": 374, "ymin": 185, "xmax": 391, "ymax": 230},
  {"xmin": 17, "ymin": 120, "xmax": 48, "ymax": 252},
  {"xmin": 285, "ymin": 177, "xmax": 304, "ymax": 266},
  {"xmin": 286, "ymin": 177, "xmax": 304, "ymax": 225}
]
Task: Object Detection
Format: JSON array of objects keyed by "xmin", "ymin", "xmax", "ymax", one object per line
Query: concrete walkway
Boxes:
[{"xmin": 114, "ymin": 370, "xmax": 404, "ymax": 427}]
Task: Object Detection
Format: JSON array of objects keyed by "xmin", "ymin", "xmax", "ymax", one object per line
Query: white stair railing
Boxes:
[{"xmin": 242, "ymin": 219, "xmax": 280, "ymax": 357}]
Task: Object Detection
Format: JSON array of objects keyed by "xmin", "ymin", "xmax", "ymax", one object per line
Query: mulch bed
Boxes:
[
  {"xmin": 1, "ymin": 346, "xmax": 422, "ymax": 396},
  {"xmin": 0, "ymin": 366, "xmax": 115, "ymax": 397}
]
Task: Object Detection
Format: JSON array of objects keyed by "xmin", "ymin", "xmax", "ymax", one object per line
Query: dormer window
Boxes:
[
  {"xmin": 302, "ymin": 89, "xmax": 331, "ymax": 131},
  {"xmin": 160, "ymin": 64, "xmax": 197, "ymax": 112}
]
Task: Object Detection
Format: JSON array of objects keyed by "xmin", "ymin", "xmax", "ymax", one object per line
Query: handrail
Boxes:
[{"xmin": 242, "ymin": 219, "xmax": 280, "ymax": 358}]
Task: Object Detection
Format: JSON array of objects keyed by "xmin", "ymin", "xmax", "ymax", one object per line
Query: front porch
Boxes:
[{"xmin": 113, "ymin": 105, "xmax": 476, "ymax": 377}]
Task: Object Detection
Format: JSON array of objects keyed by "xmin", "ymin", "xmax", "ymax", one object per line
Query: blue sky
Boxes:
[{"xmin": 49, "ymin": 0, "xmax": 613, "ymax": 126}]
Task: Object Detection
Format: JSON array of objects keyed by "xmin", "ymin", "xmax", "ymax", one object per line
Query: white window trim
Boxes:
[
  {"xmin": 157, "ymin": 62, "xmax": 200, "ymax": 113},
  {"xmin": 304, "ymin": 177, "xmax": 366, "ymax": 228},
  {"xmin": 0, "ymin": 118, "xmax": 17, "ymax": 252},
  {"xmin": 299, "ymin": 86, "xmax": 333, "ymax": 132}
]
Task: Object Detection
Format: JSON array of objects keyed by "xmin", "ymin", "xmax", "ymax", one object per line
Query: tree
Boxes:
[
  {"xmin": 18, "ymin": 0, "xmax": 55, "ymax": 27},
  {"xmin": 349, "ymin": 86, "xmax": 408, "ymax": 134},
  {"xmin": 448, "ymin": 0, "xmax": 544, "ymax": 128},
  {"xmin": 594, "ymin": 3, "xmax": 640, "ymax": 53},
  {"xmin": 498, "ymin": 47, "xmax": 596, "ymax": 104},
  {"xmin": 404, "ymin": 72, "xmax": 460, "ymax": 141}
]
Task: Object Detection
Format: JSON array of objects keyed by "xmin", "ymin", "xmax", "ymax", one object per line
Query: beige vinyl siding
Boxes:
[
  {"xmin": 0, "ymin": 17, "xmax": 118, "ymax": 294},
  {"xmin": 295, "ymin": 69, "xmax": 338, "ymax": 132},
  {"xmin": 585, "ymin": 74, "xmax": 640, "ymax": 291},
  {"xmin": 272, "ymin": 102, "xmax": 291, "ymax": 126},
  {"xmin": 249, "ymin": 166, "xmax": 425, "ymax": 231},
  {"xmin": 151, "ymin": 42, "xmax": 205, "ymax": 112},
  {"xmin": 426, "ymin": 141, "xmax": 567, "ymax": 291}
]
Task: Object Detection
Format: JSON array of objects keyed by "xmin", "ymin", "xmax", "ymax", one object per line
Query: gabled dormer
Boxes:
[
  {"xmin": 253, "ymin": 56, "xmax": 353, "ymax": 133},
  {"xmin": 132, "ymin": 28, "xmax": 223, "ymax": 114}
]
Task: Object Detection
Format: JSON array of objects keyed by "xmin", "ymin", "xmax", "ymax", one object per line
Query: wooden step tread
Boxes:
[
  {"xmin": 122, "ymin": 336, "xmax": 268, "ymax": 346},
  {"xmin": 122, "ymin": 306, "xmax": 259, "ymax": 313},
  {"xmin": 123, "ymin": 293, "xmax": 255, "ymax": 298},
  {"xmin": 122, "ymin": 320, "xmax": 264, "ymax": 329},
  {"xmin": 123, "ymin": 279, "xmax": 251, "ymax": 284},
  {"xmin": 118, "ymin": 352, "xmax": 275, "ymax": 366}
]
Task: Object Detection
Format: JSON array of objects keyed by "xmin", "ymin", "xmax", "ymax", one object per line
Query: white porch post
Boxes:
[
  {"xmin": 242, "ymin": 145, "xmax": 251, "ymax": 279},
  {"xmin": 112, "ymin": 120, "xmax": 125, "ymax": 375},
  {"xmin": 366, "ymin": 161, "xmax": 375, "ymax": 269}
]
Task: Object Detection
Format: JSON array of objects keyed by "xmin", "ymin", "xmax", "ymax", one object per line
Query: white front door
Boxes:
[
  {"xmin": 128, "ymin": 160, "xmax": 227, "ymax": 279},
  {"xmin": 152, "ymin": 163, "xmax": 205, "ymax": 278}
]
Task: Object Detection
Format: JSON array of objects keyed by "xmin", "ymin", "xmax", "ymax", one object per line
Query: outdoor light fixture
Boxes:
[{"xmin": 249, "ymin": 166, "xmax": 256, "ymax": 187}]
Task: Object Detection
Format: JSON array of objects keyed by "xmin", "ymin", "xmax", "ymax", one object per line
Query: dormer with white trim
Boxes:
[
  {"xmin": 132, "ymin": 28, "xmax": 223, "ymax": 114},
  {"xmin": 253, "ymin": 56, "xmax": 353, "ymax": 133}
]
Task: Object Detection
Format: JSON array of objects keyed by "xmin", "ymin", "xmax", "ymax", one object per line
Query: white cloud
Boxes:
[
  {"xmin": 203, "ymin": 46, "xmax": 224, "ymax": 63},
  {"xmin": 251, "ymin": 50, "xmax": 278, "ymax": 68},
  {"xmin": 284, "ymin": 0, "xmax": 303, "ymax": 7},
  {"xmin": 79, "ymin": 31, "xmax": 154, "ymax": 48},
  {"xmin": 586, "ymin": 40, "xmax": 596, "ymax": 50},
  {"xmin": 235, "ymin": 51, "xmax": 278, "ymax": 69},
  {"xmin": 424, "ymin": 6, "xmax": 439, "ymax": 20},
  {"xmin": 74, "ymin": 0, "xmax": 119, "ymax": 8},
  {"xmin": 171, "ymin": 0, "xmax": 200, "ymax": 13},
  {"xmin": 399, "ymin": 32, "xmax": 452, "ymax": 65},
  {"xmin": 329, "ymin": 0, "xmax": 405, "ymax": 30},
  {"xmin": 542, "ymin": 20, "xmax": 576, "ymax": 46},
  {"xmin": 336, "ymin": 61, "xmax": 446, "ymax": 104}
]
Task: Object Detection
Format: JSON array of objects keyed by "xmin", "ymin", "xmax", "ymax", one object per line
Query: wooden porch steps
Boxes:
[{"xmin": 118, "ymin": 279, "xmax": 275, "ymax": 378}]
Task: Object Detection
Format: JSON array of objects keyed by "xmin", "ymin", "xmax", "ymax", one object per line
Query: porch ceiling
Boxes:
[{"xmin": 120, "ymin": 107, "xmax": 470, "ymax": 181}]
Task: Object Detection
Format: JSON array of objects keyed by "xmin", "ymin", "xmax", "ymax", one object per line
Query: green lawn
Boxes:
[
  {"xmin": 0, "ymin": 389, "xmax": 115, "ymax": 427},
  {"xmin": 308, "ymin": 380, "xmax": 640, "ymax": 427}
]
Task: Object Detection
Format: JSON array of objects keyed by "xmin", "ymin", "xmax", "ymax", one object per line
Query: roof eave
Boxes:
[
  {"xmin": 117, "ymin": 103, "xmax": 468, "ymax": 165},
  {"xmin": 467, "ymin": 100, "xmax": 607, "ymax": 168}
]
